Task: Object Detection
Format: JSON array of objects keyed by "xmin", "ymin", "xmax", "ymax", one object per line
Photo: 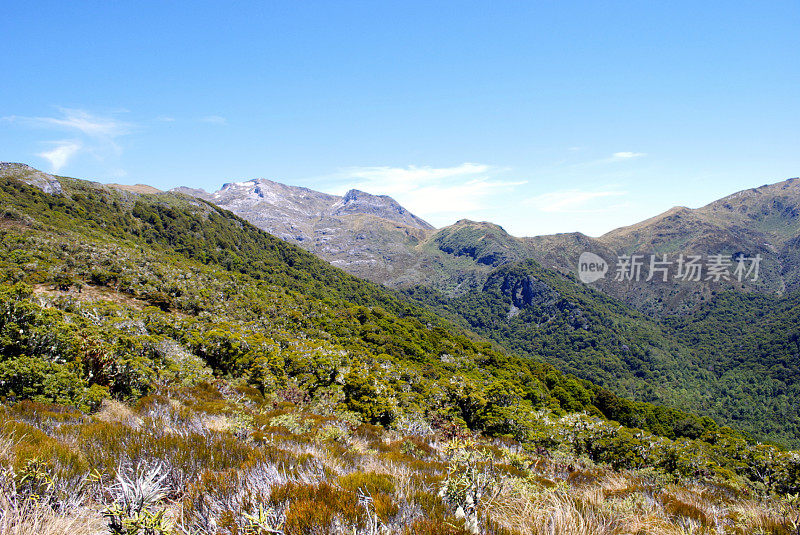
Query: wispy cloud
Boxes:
[
  {"xmin": 3, "ymin": 108, "xmax": 133, "ymax": 173},
  {"xmin": 326, "ymin": 163, "xmax": 525, "ymax": 217},
  {"xmin": 612, "ymin": 151, "xmax": 646, "ymax": 159},
  {"xmin": 526, "ymin": 188, "xmax": 628, "ymax": 213},
  {"xmin": 36, "ymin": 141, "xmax": 83, "ymax": 172},
  {"xmin": 566, "ymin": 151, "xmax": 648, "ymax": 168},
  {"xmin": 6, "ymin": 108, "xmax": 132, "ymax": 139},
  {"xmin": 200, "ymin": 115, "xmax": 227, "ymax": 125}
]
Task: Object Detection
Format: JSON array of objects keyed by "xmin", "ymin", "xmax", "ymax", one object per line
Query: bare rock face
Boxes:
[
  {"xmin": 171, "ymin": 186, "xmax": 212, "ymax": 200},
  {"xmin": 173, "ymin": 180, "xmax": 433, "ymax": 238},
  {"xmin": 170, "ymin": 179, "xmax": 439, "ymax": 286},
  {"xmin": 0, "ymin": 162, "xmax": 62, "ymax": 194},
  {"xmin": 330, "ymin": 189, "xmax": 434, "ymax": 230}
]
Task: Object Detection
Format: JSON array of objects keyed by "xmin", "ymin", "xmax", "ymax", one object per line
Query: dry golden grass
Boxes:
[
  {"xmin": 94, "ymin": 400, "xmax": 141, "ymax": 428},
  {"xmin": 484, "ymin": 466, "xmax": 795, "ymax": 535},
  {"xmin": 0, "ymin": 498, "xmax": 105, "ymax": 535},
  {"xmin": 1, "ymin": 396, "xmax": 796, "ymax": 535}
]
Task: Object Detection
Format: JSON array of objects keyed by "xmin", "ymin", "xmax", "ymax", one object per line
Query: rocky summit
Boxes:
[{"xmin": 171, "ymin": 178, "xmax": 439, "ymax": 286}]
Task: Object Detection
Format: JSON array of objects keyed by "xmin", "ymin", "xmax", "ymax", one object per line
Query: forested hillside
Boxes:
[
  {"xmin": 1, "ymin": 169, "xmax": 800, "ymax": 533},
  {"xmin": 404, "ymin": 260, "xmax": 800, "ymax": 447},
  {"xmin": 0, "ymin": 171, "xmax": 724, "ymax": 442}
]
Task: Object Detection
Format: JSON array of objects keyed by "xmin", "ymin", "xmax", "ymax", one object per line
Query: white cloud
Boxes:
[
  {"xmin": 4, "ymin": 108, "xmax": 133, "ymax": 173},
  {"xmin": 328, "ymin": 163, "xmax": 525, "ymax": 217},
  {"xmin": 526, "ymin": 188, "xmax": 628, "ymax": 213},
  {"xmin": 7, "ymin": 108, "xmax": 132, "ymax": 139},
  {"xmin": 612, "ymin": 151, "xmax": 646, "ymax": 159},
  {"xmin": 564, "ymin": 151, "xmax": 648, "ymax": 169},
  {"xmin": 200, "ymin": 115, "xmax": 227, "ymax": 125},
  {"xmin": 37, "ymin": 141, "xmax": 82, "ymax": 172},
  {"xmin": 345, "ymin": 163, "xmax": 490, "ymax": 185}
]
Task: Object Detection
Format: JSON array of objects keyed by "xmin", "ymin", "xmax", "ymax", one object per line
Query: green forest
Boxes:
[{"xmin": 404, "ymin": 259, "xmax": 800, "ymax": 448}]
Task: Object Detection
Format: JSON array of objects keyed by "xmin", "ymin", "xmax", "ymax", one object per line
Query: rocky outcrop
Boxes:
[
  {"xmin": 499, "ymin": 274, "xmax": 559, "ymax": 310},
  {"xmin": 330, "ymin": 189, "xmax": 434, "ymax": 230},
  {"xmin": 0, "ymin": 162, "xmax": 62, "ymax": 194}
]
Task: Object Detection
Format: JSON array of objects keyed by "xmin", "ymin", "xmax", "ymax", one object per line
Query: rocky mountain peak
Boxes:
[
  {"xmin": 331, "ymin": 189, "xmax": 433, "ymax": 230},
  {"xmin": 171, "ymin": 186, "xmax": 211, "ymax": 200}
]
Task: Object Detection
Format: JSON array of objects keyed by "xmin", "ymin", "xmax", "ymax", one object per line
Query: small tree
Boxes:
[{"xmin": 439, "ymin": 438, "xmax": 502, "ymax": 534}]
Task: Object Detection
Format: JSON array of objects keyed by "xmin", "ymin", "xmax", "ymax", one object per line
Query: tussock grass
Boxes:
[
  {"xmin": 1, "ymin": 394, "xmax": 797, "ymax": 535},
  {"xmin": 0, "ymin": 498, "xmax": 105, "ymax": 535}
]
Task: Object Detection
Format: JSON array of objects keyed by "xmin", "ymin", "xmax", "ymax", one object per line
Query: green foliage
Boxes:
[
  {"xmin": 1, "ymin": 171, "xmax": 799, "ymax": 504},
  {"xmin": 440, "ymin": 438, "xmax": 501, "ymax": 534},
  {"xmin": 664, "ymin": 290, "xmax": 800, "ymax": 446},
  {"xmin": 405, "ymin": 259, "xmax": 800, "ymax": 447},
  {"xmin": 343, "ymin": 370, "xmax": 396, "ymax": 426}
]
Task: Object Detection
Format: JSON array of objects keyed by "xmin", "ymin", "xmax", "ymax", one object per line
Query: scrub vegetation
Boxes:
[{"xmin": 0, "ymin": 171, "xmax": 798, "ymax": 533}]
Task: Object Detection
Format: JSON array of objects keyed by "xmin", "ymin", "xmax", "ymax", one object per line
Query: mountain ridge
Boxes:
[
  {"xmin": 3, "ymin": 163, "xmax": 799, "ymax": 447},
  {"xmin": 166, "ymin": 170, "xmax": 800, "ymax": 313},
  {"xmin": 4, "ymin": 162, "xmax": 798, "ymax": 313}
]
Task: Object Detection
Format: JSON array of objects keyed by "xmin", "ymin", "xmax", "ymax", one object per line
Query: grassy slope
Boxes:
[{"xmin": 3, "ymin": 391, "xmax": 797, "ymax": 535}]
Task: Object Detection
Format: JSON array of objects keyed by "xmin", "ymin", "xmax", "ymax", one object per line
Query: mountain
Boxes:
[
  {"xmin": 167, "ymin": 172, "xmax": 800, "ymax": 445},
  {"xmin": 3, "ymin": 164, "xmax": 800, "ymax": 533},
  {"xmin": 407, "ymin": 261, "xmax": 800, "ymax": 446},
  {"xmin": 0, "ymin": 164, "xmax": 768, "ymax": 448},
  {"xmin": 426, "ymin": 177, "xmax": 800, "ymax": 314},
  {"xmin": 173, "ymin": 179, "xmax": 552, "ymax": 296},
  {"xmin": 172, "ymin": 179, "xmax": 433, "ymax": 236},
  {"xmin": 0, "ymin": 162, "xmax": 62, "ymax": 194},
  {"xmin": 7, "ymin": 163, "xmax": 798, "ymax": 444},
  {"xmin": 173, "ymin": 175, "xmax": 800, "ymax": 315},
  {"xmin": 172, "ymin": 179, "xmax": 440, "ymax": 285},
  {"xmin": 0, "ymin": 162, "xmax": 726, "ymax": 442},
  {"xmin": 582, "ymin": 177, "xmax": 800, "ymax": 311}
]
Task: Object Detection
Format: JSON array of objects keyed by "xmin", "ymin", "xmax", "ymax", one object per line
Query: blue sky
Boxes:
[{"xmin": 1, "ymin": 1, "xmax": 798, "ymax": 236}]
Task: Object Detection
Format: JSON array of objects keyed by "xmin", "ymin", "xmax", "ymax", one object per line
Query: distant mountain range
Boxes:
[
  {"xmin": 165, "ymin": 170, "xmax": 800, "ymax": 445},
  {"xmin": 172, "ymin": 173, "xmax": 800, "ymax": 314},
  {"xmin": 4, "ymin": 162, "xmax": 799, "ymax": 445},
  {"xmin": 7, "ymin": 161, "xmax": 797, "ymax": 313}
]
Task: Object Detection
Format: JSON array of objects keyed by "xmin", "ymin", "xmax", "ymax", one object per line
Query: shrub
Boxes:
[
  {"xmin": 1, "ymin": 420, "xmax": 87, "ymax": 479},
  {"xmin": 338, "ymin": 471, "xmax": 395, "ymax": 496},
  {"xmin": 269, "ymin": 482, "xmax": 365, "ymax": 533},
  {"xmin": 0, "ymin": 357, "xmax": 87, "ymax": 409}
]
